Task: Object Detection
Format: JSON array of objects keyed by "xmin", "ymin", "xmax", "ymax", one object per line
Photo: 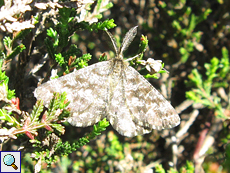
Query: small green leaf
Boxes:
[
  {"xmin": 50, "ymin": 124, "xmax": 65, "ymax": 134},
  {"xmin": 6, "ymin": 44, "xmax": 26, "ymax": 60},
  {"xmin": 31, "ymin": 100, "xmax": 44, "ymax": 122}
]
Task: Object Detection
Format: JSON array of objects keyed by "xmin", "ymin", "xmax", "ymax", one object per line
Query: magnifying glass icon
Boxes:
[{"xmin": 3, "ymin": 154, "xmax": 18, "ymax": 170}]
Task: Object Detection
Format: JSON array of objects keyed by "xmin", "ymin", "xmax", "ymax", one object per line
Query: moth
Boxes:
[{"xmin": 34, "ymin": 26, "xmax": 180, "ymax": 137}]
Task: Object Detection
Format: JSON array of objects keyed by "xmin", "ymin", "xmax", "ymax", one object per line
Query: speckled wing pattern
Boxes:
[
  {"xmin": 34, "ymin": 61, "xmax": 111, "ymax": 127},
  {"xmin": 34, "ymin": 26, "xmax": 180, "ymax": 137}
]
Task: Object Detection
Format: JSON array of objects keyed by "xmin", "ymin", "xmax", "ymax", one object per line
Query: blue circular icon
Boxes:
[{"xmin": 3, "ymin": 154, "xmax": 18, "ymax": 170}]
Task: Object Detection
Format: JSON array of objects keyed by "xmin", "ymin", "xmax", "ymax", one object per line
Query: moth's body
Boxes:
[{"xmin": 34, "ymin": 26, "xmax": 180, "ymax": 137}]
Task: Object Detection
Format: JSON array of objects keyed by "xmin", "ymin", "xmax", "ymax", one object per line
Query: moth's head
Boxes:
[{"xmin": 117, "ymin": 54, "xmax": 123, "ymax": 60}]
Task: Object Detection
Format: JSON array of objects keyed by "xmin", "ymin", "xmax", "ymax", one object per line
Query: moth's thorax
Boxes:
[
  {"xmin": 110, "ymin": 58, "xmax": 128, "ymax": 77},
  {"xmin": 117, "ymin": 54, "xmax": 123, "ymax": 60}
]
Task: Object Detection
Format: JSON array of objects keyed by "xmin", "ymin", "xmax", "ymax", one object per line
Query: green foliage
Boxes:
[
  {"xmin": 56, "ymin": 118, "xmax": 109, "ymax": 154},
  {"xmin": 155, "ymin": 1, "xmax": 212, "ymax": 63},
  {"xmin": 155, "ymin": 164, "xmax": 166, "ymax": 173},
  {"xmin": 218, "ymin": 47, "xmax": 229, "ymax": 81},
  {"xmin": 47, "ymin": 28, "xmax": 58, "ymax": 47},
  {"xmin": 99, "ymin": 53, "xmax": 108, "ymax": 61},
  {"xmin": 1, "ymin": 88, "xmax": 75, "ymax": 168},
  {"xmin": 0, "ymin": 0, "xmax": 4, "ymax": 7},
  {"xmin": 170, "ymin": 5, "xmax": 211, "ymax": 63},
  {"xmin": 125, "ymin": 32, "xmax": 168, "ymax": 80},
  {"xmin": 23, "ymin": 92, "xmax": 71, "ymax": 165},
  {"xmin": 3, "ymin": 36, "xmax": 26, "ymax": 60},
  {"xmin": 3, "ymin": 36, "xmax": 11, "ymax": 48},
  {"xmin": 223, "ymin": 143, "xmax": 230, "ymax": 171},
  {"xmin": 8, "ymin": 92, "xmax": 70, "ymax": 140},
  {"xmin": 105, "ymin": 131, "xmax": 124, "ymax": 160},
  {"xmin": 138, "ymin": 35, "xmax": 149, "ymax": 54},
  {"xmin": 155, "ymin": 161, "xmax": 194, "ymax": 173},
  {"xmin": 44, "ymin": 37, "xmax": 56, "ymax": 60},
  {"xmin": 0, "ymin": 60, "xmax": 15, "ymax": 100},
  {"xmin": 33, "ymin": 118, "xmax": 109, "ymax": 166},
  {"xmin": 0, "ymin": 108, "xmax": 18, "ymax": 126},
  {"xmin": 186, "ymin": 47, "xmax": 230, "ymax": 118},
  {"xmin": 82, "ymin": 19, "xmax": 117, "ymax": 32},
  {"xmin": 0, "ymin": 69, "xmax": 18, "ymax": 125},
  {"xmin": 3, "ymin": 37, "xmax": 26, "ymax": 60},
  {"xmin": 57, "ymin": 8, "xmax": 76, "ymax": 48},
  {"xmin": 180, "ymin": 161, "xmax": 195, "ymax": 173},
  {"xmin": 30, "ymin": 100, "xmax": 43, "ymax": 122},
  {"xmin": 54, "ymin": 52, "xmax": 92, "ymax": 75},
  {"xmin": 12, "ymin": 29, "xmax": 32, "ymax": 44},
  {"xmin": 44, "ymin": 5, "xmax": 116, "ymax": 75},
  {"xmin": 7, "ymin": 44, "xmax": 26, "ymax": 60},
  {"xmin": 128, "ymin": 34, "xmax": 149, "ymax": 66},
  {"xmin": 21, "ymin": 153, "xmax": 34, "ymax": 173},
  {"xmin": 67, "ymin": 131, "xmax": 126, "ymax": 172}
]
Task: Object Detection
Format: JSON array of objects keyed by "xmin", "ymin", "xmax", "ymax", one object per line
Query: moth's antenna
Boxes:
[
  {"xmin": 105, "ymin": 28, "xmax": 119, "ymax": 57},
  {"xmin": 120, "ymin": 26, "xmax": 138, "ymax": 54}
]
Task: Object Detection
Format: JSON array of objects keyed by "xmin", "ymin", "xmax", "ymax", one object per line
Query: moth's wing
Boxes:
[
  {"xmin": 34, "ymin": 61, "xmax": 111, "ymax": 127},
  {"xmin": 124, "ymin": 66, "xmax": 180, "ymax": 131},
  {"xmin": 106, "ymin": 66, "xmax": 152, "ymax": 137}
]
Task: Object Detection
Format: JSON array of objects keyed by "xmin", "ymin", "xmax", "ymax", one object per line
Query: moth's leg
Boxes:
[{"xmin": 125, "ymin": 53, "xmax": 141, "ymax": 62}]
